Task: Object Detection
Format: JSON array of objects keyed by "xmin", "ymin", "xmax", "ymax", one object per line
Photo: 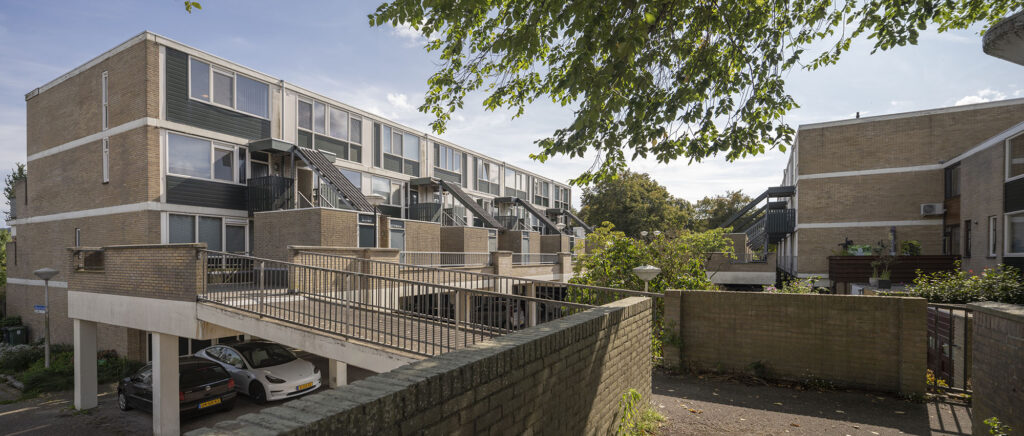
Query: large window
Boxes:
[
  {"xmin": 1009, "ymin": 213, "xmax": 1024, "ymax": 255},
  {"xmin": 989, "ymin": 215, "xmax": 998, "ymax": 257},
  {"xmin": 435, "ymin": 144, "xmax": 462, "ymax": 173},
  {"xmin": 554, "ymin": 186, "xmax": 571, "ymax": 210},
  {"xmin": 298, "ymin": 99, "xmax": 362, "ymax": 163},
  {"xmin": 505, "ymin": 168, "xmax": 531, "ymax": 200},
  {"xmin": 475, "ymin": 158, "xmax": 501, "ymax": 194},
  {"xmin": 168, "ymin": 214, "xmax": 247, "ymax": 253},
  {"xmin": 1009, "ymin": 134, "xmax": 1024, "ymax": 180},
  {"xmin": 374, "ymin": 122, "xmax": 420, "ymax": 176},
  {"xmin": 533, "ymin": 180, "xmax": 550, "ymax": 207},
  {"xmin": 189, "ymin": 57, "xmax": 269, "ymax": 118},
  {"xmin": 371, "ymin": 176, "xmax": 403, "ymax": 206},
  {"xmin": 340, "ymin": 168, "xmax": 362, "ymax": 189},
  {"xmin": 944, "ymin": 164, "xmax": 960, "ymax": 199},
  {"xmin": 167, "ymin": 133, "xmax": 248, "ymax": 184},
  {"xmin": 389, "ymin": 220, "xmax": 405, "ymax": 250}
]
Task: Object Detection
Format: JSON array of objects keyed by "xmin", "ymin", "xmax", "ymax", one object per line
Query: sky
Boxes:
[{"xmin": 1, "ymin": 1, "xmax": 1023, "ymax": 224}]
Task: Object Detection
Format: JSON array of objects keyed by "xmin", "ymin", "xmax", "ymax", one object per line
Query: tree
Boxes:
[
  {"xmin": 369, "ymin": 1, "xmax": 1016, "ymax": 184},
  {"xmin": 694, "ymin": 190, "xmax": 753, "ymax": 231},
  {"xmin": 577, "ymin": 171, "xmax": 692, "ymax": 237},
  {"xmin": 4, "ymin": 163, "xmax": 26, "ymax": 222},
  {"xmin": 569, "ymin": 222, "xmax": 735, "ymax": 357}
]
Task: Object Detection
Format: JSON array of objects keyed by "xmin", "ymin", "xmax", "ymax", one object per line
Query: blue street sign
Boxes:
[{"xmin": 34, "ymin": 305, "xmax": 46, "ymax": 314}]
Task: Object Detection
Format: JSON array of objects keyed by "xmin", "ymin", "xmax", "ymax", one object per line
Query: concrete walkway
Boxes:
[{"xmin": 651, "ymin": 369, "xmax": 972, "ymax": 435}]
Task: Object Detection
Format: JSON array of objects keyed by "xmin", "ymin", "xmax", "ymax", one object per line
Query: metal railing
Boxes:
[
  {"xmin": 198, "ymin": 250, "xmax": 593, "ymax": 357},
  {"xmin": 294, "ymin": 251, "xmax": 660, "ymax": 307},
  {"xmin": 512, "ymin": 253, "xmax": 559, "ymax": 265},
  {"xmin": 399, "ymin": 252, "xmax": 492, "ymax": 268}
]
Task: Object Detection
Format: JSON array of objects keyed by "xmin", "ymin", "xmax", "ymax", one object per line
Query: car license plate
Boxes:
[
  {"xmin": 198, "ymin": 398, "xmax": 222, "ymax": 409},
  {"xmin": 297, "ymin": 382, "xmax": 313, "ymax": 391}
]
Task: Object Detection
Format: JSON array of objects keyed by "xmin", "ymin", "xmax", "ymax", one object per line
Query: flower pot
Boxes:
[
  {"xmin": 869, "ymin": 277, "xmax": 879, "ymax": 287},
  {"xmin": 877, "ymin": 279, "xmax": 891, "ymax": 289}
]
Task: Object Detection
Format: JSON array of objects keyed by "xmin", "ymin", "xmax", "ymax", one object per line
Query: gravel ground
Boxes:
[{"xmin": 651, "ymin": 369, "xmax": 972, "ymax": 436}]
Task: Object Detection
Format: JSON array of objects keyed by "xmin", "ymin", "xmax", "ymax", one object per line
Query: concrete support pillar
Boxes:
[
  {"xmin": 328, "ymin": 360, "xmax": 348, "ymax": 388},
  {"xmin": 492, "ymin": 250, "xmax": 512, "ymax": 276},
  {"xmin": 557, "ymin": 252, "xmax": 572, "ymax": 279},
  {"xmin": 151, "ymin": 332, "xmax": 180, "ymax": 436},
  {"xmin": 73, "ymin": 319, "xmax": 98, "ymax": 410}
]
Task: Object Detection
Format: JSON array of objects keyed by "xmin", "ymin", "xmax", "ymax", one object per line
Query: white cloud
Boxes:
[
  {"xmin": 392, "ymin": 23, "xmax": 425, "ymax": 45},
  {"xmin": 955, "ymin": 89, "xmax": 1007, "ymax": 106},
  {"xmin": 386, "ymin": 92, "xmax": 414, "ymax": 112}
]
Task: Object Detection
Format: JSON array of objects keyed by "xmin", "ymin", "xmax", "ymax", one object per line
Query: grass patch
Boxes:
[{"xmin": 617, "ymin": 388, "xmax": 665, "ymax": 435}]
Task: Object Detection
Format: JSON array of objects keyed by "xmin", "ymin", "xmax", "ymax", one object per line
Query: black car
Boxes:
[{"xmin": 117, "ymin": 356, "xmax": 237, "ymax": 416}]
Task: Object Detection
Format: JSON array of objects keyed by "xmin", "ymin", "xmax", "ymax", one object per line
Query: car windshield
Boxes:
[
  {"xmin": 180, "ymin": 363, "xmax": 229, "ymax": 387},
  {"xmin": 235, "ymin": 343, "xmax": 297, "ymax": 368}
]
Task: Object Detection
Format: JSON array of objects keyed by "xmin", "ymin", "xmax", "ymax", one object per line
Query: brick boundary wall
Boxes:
[
  {"xmin": 67, "ymin": 244, "xmax": 204, "ymax": 302},
  {"xmin": 969, "ymin": 302, "xmax": 1024, "ymax": 432},
  {"xmin": 663, "ymin": 290, "xmax": 926, "ymax": 395},
  {"xmin": 185, "ymin": 297, "xmax": 653, "ymax": 436}
]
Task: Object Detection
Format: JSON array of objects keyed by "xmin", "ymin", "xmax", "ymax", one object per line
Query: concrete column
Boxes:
[
  {"xmin": 328, "ymin": 360, "xmax": 348, "ymax": 388},
  {"xmin": 526, "ymin": 283, "xmax": 537, "ymax": 327},
  {"xmin": 151, "ymin": 332, "xmax": 180, "ymax": 436},
  {"xmin": 73, "ymin": 319, "xmax": 98, "ymax": 410},
  {"xmin": 492, "ymin": 250, "xmax": 513, "ymax": 276},
  {"xmin": 557, "ymin": 252, "xmax": 572, "ymax": 279}
]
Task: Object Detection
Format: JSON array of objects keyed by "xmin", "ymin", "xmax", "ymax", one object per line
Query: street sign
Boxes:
[{"xmin": 34, "ymin": 305, "xmax": 46, "ymax": 314}]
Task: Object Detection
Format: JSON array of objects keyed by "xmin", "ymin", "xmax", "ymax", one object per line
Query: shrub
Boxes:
[
  {"xmin": 908, "ymin": 263, "xmax": 1024, "ymax": 304},
  {"xmin": 0, "ymin": 316, "xmax": 21, "ymax": 327},
  {"xmin": 764, "ymin": 276, "xmax": 827, "ymax": 294},
  {"xmin": 0, "ymin": 345, "xmax": 43, "ymax": 374},
  {"xmin": 18, "ymin": 350, "xmax": 74, "ymax": 394}
]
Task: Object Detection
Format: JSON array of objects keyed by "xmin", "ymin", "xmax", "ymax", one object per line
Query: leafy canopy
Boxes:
[
  {"xmin": 369, "ymin": 1, "xmax": 1018, "ymax": 184},
  {"xmin": 4, "ymin": 163, "xmax": 26, "ymax": 222}
]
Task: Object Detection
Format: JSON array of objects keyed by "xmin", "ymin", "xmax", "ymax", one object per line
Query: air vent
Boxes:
[{"xmin": 920, "ymin": 203, "xmax": 945, "ymax": 216}]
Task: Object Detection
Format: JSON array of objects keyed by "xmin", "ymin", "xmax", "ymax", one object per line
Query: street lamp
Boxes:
[
  {"xmin": 364, "ymin": 194, "xmax": 387, "ymax": 248},
  {"xmin": 632, "ymin": 265, "xmax": 661, "ymax": 293},
  {"xmin": 33, "ymin": 267, "xmax": 59, "ymax": 368}
]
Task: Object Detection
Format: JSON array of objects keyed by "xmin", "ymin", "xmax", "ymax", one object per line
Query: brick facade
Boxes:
[
  {"xmin": 959, "ymin": 145, "xmax": 1004, "ymax": 271},
  {"xmin": 402, "ymin": 219, "xmax": 440, "ymax": 252},
  {"xmin": 968, "ymin": 302, "xmax": 1024, "ymax": 432},
  {"xmin": 67, "ymin": 244, "xmax": 204, "ymax": 302},
  {"xmin": 440, "ymin": 226, "xmax": 491, "ymax": 253},
  {"xmin": 254, "ymin": 208, "xmax": 360, "ymax": 260},
  {"xmin": 664, "ymin": 290, "xmax": 926, "ymax": 394},
  {"xmin": 185, "ymin": 297, "xmax": 653, "ymax": 436},
  {"xmin": 539, "ymin": 234, "xmax": 568, "ymax": 253},
  {"xmin": 796, "ymin": 225, "xmax": 942, "ymax": 274}
]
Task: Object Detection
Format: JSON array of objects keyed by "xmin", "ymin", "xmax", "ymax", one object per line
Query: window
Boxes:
[
  {"xmin": 945, "ymin": 225, "xmax": 960, "ymax": 256},
  {"xmin": 189, "ymin": 57, "xmax": 269, "ymax": 118},
  {"xmin": 329, "ymin": 107, "xmax": 348, "ymax": 140},
  {"xmin": 989, "ymin": 216, "xmax": 998, "ymax": 257},
  {"xmin": 1009, "ymin": 135, "xmax": 1024, "ymax": 180},
  {"xmin": 167, "ymin": 133, "xmax": 247, "ymax": 184},
  {"xmin": 521, "ymin": 232, "xmax": 530, "ymax": 253},
  {"xmin": 101, "ymin": 71, "xmax": 108, "ymax": 130},
  {"xmin": 945, "ymin": 164, "xmax": 960, "ymax": 199},
  {"xmin": 475, "ymin": 158, "xmax": 501, "ymax": 194},
  {"xmin": 251, "ymin": 151, "xmax": 269, "ymax": 179},
  {"xmin": 505, "ymin": 168, "xmax": 530, "ymax": 200},
  {"xmin": 374, "ymin": 122, "xmax": 419, "ymax": 176},
  {"xmin": 313, "ymin": 102, "xmax": 326, "ymax": 134},
  {"xmin": 534, "ymin": 180, "xmax": 550, "ymax": 207},
  {"xmin": 389, "ymin": 220, "xmax": 405, "ymax": 250},
  {"xmin": 340, "ymin": 168, "xmax": 361, "ymax": 189},
  {"xmin": 964, "ymin": 220, "xmax": 971, "ymax": 258},
  {"xmin": 236, "ymin": 75, "xmax": 269, "ymax": 118},
  {"xmin": 554, "ymin": 186, "xmax": 571, "ymax": 210},
  {"xmin": 168, "ymin": 213, "xmax": 248, "ymax": 253},
  {"xmin": 487, "ymin": 229, "xmax": 498, "ymax": 252},
  {"xmin": 435, "ymin": 144, "xmax": 462, "ymax": 173},
  {"xmin": 298, "ymin": 100, "xmax": 312, "ymax": 130},
  {"xmin": 102, "ymin": 138, "xmax": 109, "ymax": 184},
  {"xmin": 358, "ymin": 214, "xmax": 376, "ymax": 248},
  {"xmin": 1009, "ymin": 214, "xmax": 1024, "ymax": 254}
]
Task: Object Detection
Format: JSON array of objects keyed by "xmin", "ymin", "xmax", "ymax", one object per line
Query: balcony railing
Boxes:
[
  {"xmin": 199, "ymin": 250, "xmax": 592, "ymax": 356},
  {"xmin": 247, "ymin": 176, "xmax": 294, "ymax": 213},
  {"xmin": 399, "ymin": 252, "xmax": 492, "ymax": 268},
  {"xmin": 512, "ymin": 253, "xmax": 558, "ymax": 265}
]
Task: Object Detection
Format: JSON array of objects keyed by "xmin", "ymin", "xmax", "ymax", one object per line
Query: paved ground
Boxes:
[
  {"xmin": 651, "ymin": 369, "xmax": 972, "ymax": 436},
  {"xmin": 0, "ymin": 353, "xmax": 376, "ymax": 436}
]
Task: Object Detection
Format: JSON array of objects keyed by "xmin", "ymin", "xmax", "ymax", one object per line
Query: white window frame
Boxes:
[
  {"xmin": 989, "ymin": 215, "xmax": 998, "ymax": 258},
  {"xmin": 101, "ymin": 71, "xmax": 108, "ymax": 130},
  {"xmin": 187, "ymin": 56, "xmax": 270, "ymax": 120},
  {"xmin": 102, "ymin": 138, "xmax": 110, "ymax": 184},
  {"xmin": 165, "ymin": 131, "xmax": 249, "ymax": 186},
  {"xmin": 1005, "ymin": 211, "xmax": 1024, "ymax": 257}
]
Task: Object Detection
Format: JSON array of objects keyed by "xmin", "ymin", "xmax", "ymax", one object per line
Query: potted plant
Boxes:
[{"xmin": 870, "ymin": 241, "xmax": 895, "ymax": 289}]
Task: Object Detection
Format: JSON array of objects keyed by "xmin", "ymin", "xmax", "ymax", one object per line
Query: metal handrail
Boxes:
[
  {"xmin": 295, "ymin": 251, "xmax": 663, "ymax": 301},
  {"xmin": 199, "ymin": 250, "xmax": 592, "ymax": 357},
  {"xmin": 399, "ymin": 252, "xmax": 492, "ymax": 267},
  {"xmin": 512, "ymin": 253, "xmax": 559, "ymax": 265}
]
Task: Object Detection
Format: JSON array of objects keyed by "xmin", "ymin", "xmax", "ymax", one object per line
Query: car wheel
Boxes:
[
  {"xmin": 117, "ymin": 390, "xmax": 132, "ymax": 411},
  {"xmin": 249, "ymin": 382, "xmax": 267, "ymax": 404}
]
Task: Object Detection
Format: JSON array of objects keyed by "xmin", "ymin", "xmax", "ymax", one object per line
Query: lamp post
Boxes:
[
  {"xmin": 365, "ymin": 194, "xmax": 387, "ymax": 248},
  {"xmin": 632, "ymin": 265, "xmax": 661, "ymax": 293},
  {"xmin": 33, "ymin": 267, "xmax": 59, "ymax": 368}
]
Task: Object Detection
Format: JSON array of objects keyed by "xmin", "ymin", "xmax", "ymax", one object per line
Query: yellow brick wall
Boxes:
[
  {"xmin": 960, "ymin": 145, "xmax": 1004, "ymax": 271},
  {"xmin": 797, "ymin": 170, "xmax": 944, "ymax": 223}
]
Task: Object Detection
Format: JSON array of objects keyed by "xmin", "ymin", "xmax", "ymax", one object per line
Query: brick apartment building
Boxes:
[
  {"xmin": 5, "ymin": 31, "xmax": 588, "ymax": 360},
  {"xmin": 774, "ymin": 99, "xmax": 1024, "ymax": 287}
]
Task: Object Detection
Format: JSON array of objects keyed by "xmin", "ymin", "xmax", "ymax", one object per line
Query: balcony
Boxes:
[{"xmin": 247, "ymin": 176, "xmax": 294, "ymax": 214}]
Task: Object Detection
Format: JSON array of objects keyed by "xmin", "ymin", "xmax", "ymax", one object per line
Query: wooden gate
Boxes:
[{"xmin": 927, "ymin": 306, "xmax": 954, "ymax": 383}]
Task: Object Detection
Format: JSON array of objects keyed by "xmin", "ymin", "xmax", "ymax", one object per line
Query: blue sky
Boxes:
[{"xmin": 1, "ymin": 1, "xmax": 1023, "ymax": 221}]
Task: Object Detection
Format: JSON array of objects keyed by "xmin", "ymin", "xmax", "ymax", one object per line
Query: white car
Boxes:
[{"xmin": 195, "ymin": 341, "xmax": 321, "ymax": 403}]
